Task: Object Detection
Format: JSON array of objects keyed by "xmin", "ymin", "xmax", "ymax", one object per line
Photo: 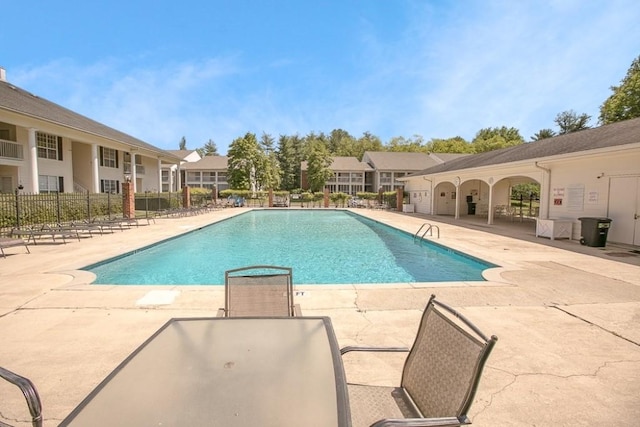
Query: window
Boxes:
[
  {"xmin": 202, "ymin": 172, "xmax": 215, "ymax": 182},
  {"xmin": 100, "ymin": 147, "xmax": 119, "ymax": 168},
  {"xmin": 122, "ymin": 152, "xmax": 142, "ymax": 173},
  {"xmin": 187, "ymin": 172, "xmax": 200, "ymax": 182},
  {"xmin": 100, "ymin": 179, "xmax": 120, "ymax": 193},
  {"xmin": 39, "ymin": 175, "xmax": 64, "ymax": 193},
  {"xmin": 37, "ymin": 132, "xmax": 63, "ymax": 160},
  {"xmin": 0, "ymin": 122, "xmax": 17, "ymax": 141}
]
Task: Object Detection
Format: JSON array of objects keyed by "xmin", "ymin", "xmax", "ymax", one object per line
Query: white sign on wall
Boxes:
[{"xmin": 567, "ymin": 184, "xmax": 585, "ymax": 211}]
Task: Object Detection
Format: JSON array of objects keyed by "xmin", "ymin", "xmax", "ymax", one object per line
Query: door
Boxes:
[
  {"xmin": 607, "ymin": 177, "xmax": 640, "ymax": 245},
  {"xmin": 0, "ymin": 176, "xmax": 13, "ymax": 193},
  {"xmin": 436, "ymin": 187, "xmax": 456, "ymax": 215}
]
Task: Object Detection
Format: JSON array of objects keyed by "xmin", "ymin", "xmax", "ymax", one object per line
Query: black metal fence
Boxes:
[{"xmin": 0, "ymin": 191, "xmax": 183, "ymax": 235}]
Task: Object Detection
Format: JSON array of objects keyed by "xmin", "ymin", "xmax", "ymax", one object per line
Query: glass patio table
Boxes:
[{"xmin": 59, "ymin": 317, "xmax": 351, "ymax": 426}]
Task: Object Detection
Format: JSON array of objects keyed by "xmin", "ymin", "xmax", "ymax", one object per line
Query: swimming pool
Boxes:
[{"xmin": 85, "ymin": 210, "xmax": 496, "ymax": 285}]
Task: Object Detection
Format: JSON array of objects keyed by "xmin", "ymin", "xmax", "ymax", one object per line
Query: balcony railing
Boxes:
[
  {"xmin": 124, "ymin": 164, "xmax": 146, "ymax": 175},
  {"xmin": 0, "ymin": 139, "xmax": 24, "ymax": 160}
]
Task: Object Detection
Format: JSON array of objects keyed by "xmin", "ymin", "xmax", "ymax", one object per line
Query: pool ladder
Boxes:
[{"xmin": 414, "ymin": 223, "xmax": 440, "ymax": 242}]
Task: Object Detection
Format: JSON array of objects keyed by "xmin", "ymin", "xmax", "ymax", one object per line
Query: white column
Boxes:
[
  {"xmin": 91, "ymin": 144, "xmax": 100, "ymax": 193},
  {"xmin": 424, "ymin": 178, "xmax": 434, "ymax": 215},
  {"xmin": 28, "ymin": 128, "xmax": 39, "ymax": 193},
  {"xmin": 487, "ymin": 178, "xmax": 495, "ymax": 225},
  {"xmin": 157, "ymin": 158, "xmax": 162, "ymax": 192},
  {"xmin": 454, "ymin": 177, "xmax": 461, "ymax": 219},
  {"xmin": 131, "ymin": 151, "xmax": 137, "ymax": 192}
]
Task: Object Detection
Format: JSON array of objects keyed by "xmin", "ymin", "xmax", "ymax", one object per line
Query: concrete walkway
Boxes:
[{"xmin": 1, "ymin": 208, "xmax": 639, "ymax": 426}]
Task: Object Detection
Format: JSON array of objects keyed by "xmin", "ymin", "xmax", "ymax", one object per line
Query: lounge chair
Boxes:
[
  {"xmin": 10, "ymin": 225, "xmax": 80, "ymax": 245},
  {"xmin": 273, "ymin": 196, "xmax": 289, "ymax": 207},
  {"xmin": 0, "ymin": 237, "xmax": 30, "ymax": 258},
  {"xmin": 56, "ymin": 221, "xmax": 103, "ymax": 237},
  {"xmin": 0, "ymin": 366, "xmax": 42, "ymax": 427},
  {"xmin": 88, "ymin": 217, "xmax": 137, "ymax": 231},
  {"xmin": 341, "ymin": 294, "xmax": 498, "ymax": 427},
  {"xmin": 217, "ymin": 265, "xmax": 302, "ymax": 317}
]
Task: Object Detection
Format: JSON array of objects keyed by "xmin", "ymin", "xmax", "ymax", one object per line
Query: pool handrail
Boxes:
[{"xmin": 414, "ymin": 223, "xmax": 440, "ymax": 241}]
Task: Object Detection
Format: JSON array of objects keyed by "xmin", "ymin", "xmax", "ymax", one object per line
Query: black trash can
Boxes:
[
  {"xmin": 466, "ymin": 195, "xmax": 476, "ymax": 215},
  {"xmin": 467, "ymin": 202, "xmax": 476, "ymax": 215},
  {"xmin": 578, "ymin": 217, "xmax": 612, "ymax": 247}
]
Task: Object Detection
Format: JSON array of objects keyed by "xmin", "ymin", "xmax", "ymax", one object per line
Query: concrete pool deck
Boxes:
[{"xmin": 1, "ymin": 208, "xmax": 639, "ymax": 426}]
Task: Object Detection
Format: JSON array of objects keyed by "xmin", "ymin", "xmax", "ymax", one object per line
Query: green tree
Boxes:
[
  {"xmin": 511, "ymin": 183, "xmax": 540, "ymax": 199},
  {"xmin": 276, "ymin": 134, "xmax": 305, "ymax": 190},
  {"xmin": 554, "ymin": 110, "xmax": 591, "ymax": 134},
  {"xmin": 303, "ymin": 131, "xmax": 328, "ymax": 153},
  {"xmin": 386, "ymin": 135, "xmax": 427, "ymax": 152},
  {"xmin": 531, "ymin": 129, "xmax": 556, "ymax": 141},
  {"xmin": 305, "ymin": 140, "xmax": 333, "ymax": 192},
  {"xmin": 196, "ymin": 139, "xmax": 218, "ymax": 157},
  {"xmin": 425, "ymin": 136, "xmax": 471, "ymax": 153},
  {"xmin": 178, "ymin": 136, "xmax": 187, "ymax": 150},
  {"xmin": 258, "ymin": 132, "xmax": 281, "ymax": 190},
  {"xmin": 354, "ymin": 132, "xmax": 384, "ymax": 160},
  {"xmin": 328, "ymin": 129, "xmax": 357, "ymax": 157},
  {"xmin": 259, "ymin": 132, "xmax": 276, "ymax": 154},
  {"xmin": 471, "ymin": 127, "xmax": 524, "ymax": 153},
  {"xmin": 599, "ymin": 55, "xmax": 640, "ymax": 124},
  {"xmin": 227, "ymin": 132, "xmax": 263, "ymax": 191}
]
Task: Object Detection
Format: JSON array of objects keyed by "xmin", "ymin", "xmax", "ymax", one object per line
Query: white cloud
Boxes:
[
  {"xmin": 13, "ymin": 56, "xmax": 241, "ymax": 150},
  {"xmin": 8, "ymin": 0, "xmax": 640, "ymax": 153}
]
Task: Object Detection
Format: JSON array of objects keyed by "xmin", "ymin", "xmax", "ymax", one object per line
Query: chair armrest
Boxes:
[
  {"xmin": 0, "ymin": 366, "xmax": 43, "ymax": 427},
  {"xmin": 340, "ymin": 346, "xmax": 409, "ymax": 355},
  {"xmin": 371, "ymin": 416, "xmax": 466, "ymax": 427}
]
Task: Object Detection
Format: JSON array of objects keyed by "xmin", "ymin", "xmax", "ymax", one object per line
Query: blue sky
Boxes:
[{"xmin": 2, "ymin": 1, "xmax": 639, "ymax": 155}]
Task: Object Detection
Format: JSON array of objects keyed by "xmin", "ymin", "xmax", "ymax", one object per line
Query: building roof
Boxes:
[
  {"xmin": 413, "ymin": 117, "xmax": 640, "ymax": 176},
  {"xmin": 329, "ymin": 156, "xmax": 374, "ymax": 171},
  {"xmin": 300, "ymin": 156, "xmax": 373, "ymax": 171},
  {"xmin": 0, "ymin": 79, "xmax": 181, "ymax": 162},
  {"xmin": 167, "ymin": 149, "xmax": 199, "ymax": 159},
  {"xmin": 363, "ymin": 151, "xmax": 435, "ymax": 171},
  {"xmin": 429, "ymin": 152, "xmax": 470, "ymax": 163},
  {"xmin": 181, "ymin": 155, "xmax": 228, "ymax": 170}
]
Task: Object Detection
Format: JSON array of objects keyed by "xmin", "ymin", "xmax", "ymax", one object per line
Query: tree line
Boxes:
[{"xmin": 178, "ymin": 55, "xmax": 640, "ymax": 193}]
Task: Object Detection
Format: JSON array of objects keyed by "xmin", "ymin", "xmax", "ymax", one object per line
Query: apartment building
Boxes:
[{"xmin": 0, "ymin": 69, "xmax": 180, "ymax": 194}]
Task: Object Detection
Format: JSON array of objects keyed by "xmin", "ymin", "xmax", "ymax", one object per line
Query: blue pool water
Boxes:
[{"xmin": 85, "ymin": 210, "xmax": 495, "ymax": 285}]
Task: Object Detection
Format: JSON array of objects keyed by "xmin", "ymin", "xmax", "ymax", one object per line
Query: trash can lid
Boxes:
[{"xmin": 578, "ymin": 217, "xmax": 612, "ymax": 222}]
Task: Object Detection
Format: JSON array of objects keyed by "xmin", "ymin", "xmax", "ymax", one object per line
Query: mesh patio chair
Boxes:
[
  {"xmin": 0, "ymin": 366, "xmax": 43, "ymax": 427},
  {"xmin": 217, "ymin": 265, "xmax": 302, "ymax": 317},
  {"xmin": 0, "ymin": 237, "xmax": 30, "ymax": 258},
  {"xmin": 341, "ymin": 294, "xmax": 498, "ymax": 427}
]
